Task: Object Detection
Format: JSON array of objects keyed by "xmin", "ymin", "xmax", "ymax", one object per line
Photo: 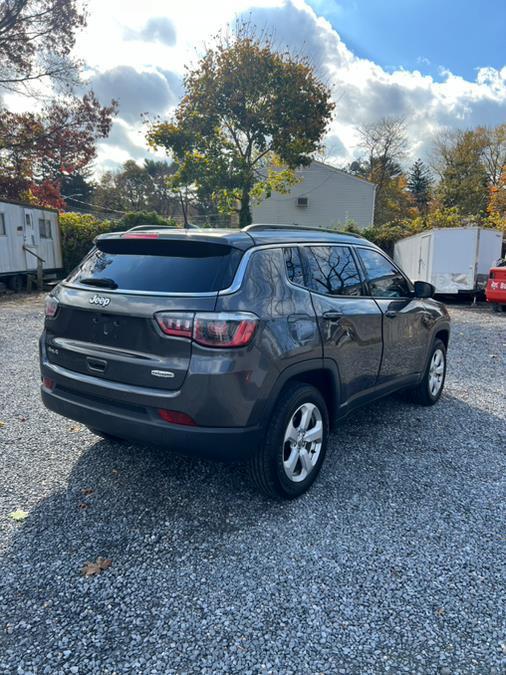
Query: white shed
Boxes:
[
  {"xmin": 251, "ymin": 160, "xmax": 376, "ymax": 230},
  {"xmin": 0, "ymin": 200, "xmax": 63, "ymax": 290}
]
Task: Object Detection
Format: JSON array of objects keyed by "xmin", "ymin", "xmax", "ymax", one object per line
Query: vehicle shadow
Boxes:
[{"xmin": 0, "ymin": 391, "xmax": 504, "ymax": 669}]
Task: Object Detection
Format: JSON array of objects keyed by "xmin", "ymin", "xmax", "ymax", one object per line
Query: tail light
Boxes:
[
  {"xmin": 45, "ymin": 296, "xmax": 59, "ymax": 318},
  {"xmin": 155, "ymin": 312, "xmax": 194, "ymax": 338},
  {"xmin": 158, "ymin": 409, "xmax": 196, "ymax": 426},
  {"xmin": 154, "ymin": 312, "xmax": 258, "ymax": 348}
]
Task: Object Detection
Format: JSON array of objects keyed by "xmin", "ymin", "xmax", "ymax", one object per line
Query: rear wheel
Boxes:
[
  {"xmin": 249, "ymin": 383, "xmax": 329, "ymax": 499},
  {"xmin": 407, "ymin": 339, "xmax": 447, "ymax": 406}
]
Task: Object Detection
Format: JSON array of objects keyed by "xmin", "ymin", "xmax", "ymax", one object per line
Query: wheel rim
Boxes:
[
  {"xmin": 282, "ymin": 402, "xmax": 323, "ymax": 483},
  {"xmin": 428, "ymin": 348, "xmax": 445, "ymax": 397}
]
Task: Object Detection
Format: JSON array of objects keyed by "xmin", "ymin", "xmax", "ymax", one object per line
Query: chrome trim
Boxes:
[
  {"xmin": 43, "ymin": 358, "xmax": 180, "ymax": 399},
  {"xmin": 61, "ymin": 281, "xmax": 219, "ymax": 298}
]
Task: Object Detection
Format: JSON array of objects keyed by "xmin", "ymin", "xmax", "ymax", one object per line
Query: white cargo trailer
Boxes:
[
  {"xmin": 394, "ymin": 227, "xmax": 503, "ymax": 295},
  {"xmin": 0, "ymin": 200, "xmax": 63, "ymax": 291}
]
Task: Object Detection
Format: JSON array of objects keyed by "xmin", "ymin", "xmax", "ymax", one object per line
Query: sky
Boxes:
[{"xmin": 59, "ymin": 0, "xmax": 506, "ymax": 173}]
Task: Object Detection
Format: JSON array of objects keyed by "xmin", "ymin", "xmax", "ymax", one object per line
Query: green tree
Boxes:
[
  {"xmin": 407, "ymin": 159, "xmax": 432, "ymax": 216},
  {"xmin": 433, "ymin": 129, "xmax": 489, "ymax": 215},
  {"xmin": 147, "ymin": 26, "xmax": 334, "ymax": 227}
]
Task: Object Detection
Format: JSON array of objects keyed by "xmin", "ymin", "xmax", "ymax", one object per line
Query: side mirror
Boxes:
[{"xmin": 414, "ymin": 280, "xmax": 435, "ymax": 298}]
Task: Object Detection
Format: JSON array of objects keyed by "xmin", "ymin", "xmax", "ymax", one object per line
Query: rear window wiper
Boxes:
[{"xmin": 80, "ymin": 277, "xmax": 118, "ymax": 290}]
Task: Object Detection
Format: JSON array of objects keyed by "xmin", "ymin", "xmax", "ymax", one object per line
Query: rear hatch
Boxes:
[{"xmin": 44, "ymin": 233, "xmax": 247, "ymax": 390}]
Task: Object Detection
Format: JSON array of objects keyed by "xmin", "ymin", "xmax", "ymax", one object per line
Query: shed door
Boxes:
[
  {"xmin": 23, "ymin": 210, "xmax": 39, "ymax": 269},
  {"xmin": 418, "ymin": 235, "xmax": 431, "ymax": 281}
]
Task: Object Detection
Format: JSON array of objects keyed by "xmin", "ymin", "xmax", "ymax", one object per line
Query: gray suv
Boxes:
[{"xmin": 40, "ymin": 225, "xmax": 450, "ymax": 498}]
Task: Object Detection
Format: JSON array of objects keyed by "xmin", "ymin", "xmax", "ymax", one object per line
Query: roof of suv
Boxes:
[{"xmin": 97, "ymin": 224, "xmax": 372, "ymax": 251}]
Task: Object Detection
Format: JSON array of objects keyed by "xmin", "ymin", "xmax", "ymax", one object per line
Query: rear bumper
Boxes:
[{"xmin": 40, "ymin": 356, "xmax": 263, "ymax": 461}]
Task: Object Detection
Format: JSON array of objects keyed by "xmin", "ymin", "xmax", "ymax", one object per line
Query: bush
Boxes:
[
  {"xmin": 119, "ymin": 211, "xmax": 178, "ymax": 228},
  {"xmin": 59, "ymin": 213, "xmax": 120, "ymax": 273},
  {"xmin": 59, "ymin": 211, "xmax": 179, "ymax": 273}
]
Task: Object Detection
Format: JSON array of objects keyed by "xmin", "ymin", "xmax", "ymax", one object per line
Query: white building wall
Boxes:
[
  {"xmin": 0, "ymin": 200, "xmax": 62, "ymax": 275},
  {"xmin": 251, "ymin": 161, "xmax": 376, "ymax": 230}
]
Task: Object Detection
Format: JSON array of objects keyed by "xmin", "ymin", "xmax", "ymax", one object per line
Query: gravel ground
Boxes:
[{"xmin": 0, "ymin": 294, "xmax": 504, "ymax": 674}]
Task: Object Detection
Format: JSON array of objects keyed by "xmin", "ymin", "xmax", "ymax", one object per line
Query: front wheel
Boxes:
[
  {"xmin": 408, "ymin": 339, "xmax": 447, "ymax": 406},
  {"xmin": 248, "ymin": 383, "xmax": 329, "ymax": 499}
]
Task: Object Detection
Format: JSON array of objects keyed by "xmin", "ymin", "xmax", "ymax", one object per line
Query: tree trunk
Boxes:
[{"xmin": 239, "ymin": 189, "xmax": 252, "ymax": 228}]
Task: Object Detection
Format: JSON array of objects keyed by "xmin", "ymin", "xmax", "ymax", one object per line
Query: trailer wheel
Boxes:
[{"xmin": 7, "ymin": 275, "xmax": 23, "ymax": 293}]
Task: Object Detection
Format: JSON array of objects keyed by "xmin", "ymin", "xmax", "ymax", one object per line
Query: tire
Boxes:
[
  {"xmin": 407, "ymin": 339, "xmax": 447, "ymax": 406},
  {"xmin": 492, "ymin": 303, "xmax": 501, "ymax": 312},
  {"xmin": 248, "ymin": 383, "xmax": 329, "ymax": 499},
  {"xmin": 88, "ymin": 427, "xmax": 123, "ymax": 442}
]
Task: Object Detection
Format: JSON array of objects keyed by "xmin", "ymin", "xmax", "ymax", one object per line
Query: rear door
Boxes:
[
  {"xmin": 356, "ymin": 247, "xmax": 428, "ymax": 383},
  {"xmin": 45, "ymin": 237, "xmax": 243, "ymax": 391},
  {"xmin": 301, "ymin": 245, "xmax": 383, "ymax": 404}
]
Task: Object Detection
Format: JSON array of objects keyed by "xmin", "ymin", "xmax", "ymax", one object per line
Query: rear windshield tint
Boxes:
[{"xmin": 67, "ymin": 239, "xmax": 244, "ymax": 293}]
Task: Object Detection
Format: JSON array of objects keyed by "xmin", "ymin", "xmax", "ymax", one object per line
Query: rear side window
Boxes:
[
  {"xmin": 67, "ymin": 239, "xmax": 243, "ymax": 293},
  {"xmin": 284, "ymin": 247, "xmax": 305, "ymax": 286},
  {"xmin": 304, "ymin": 246, "xmax": 362, "ymax": 296},
  {"xmin": 357, "ymin": 248, "xmax": 411, "ymax": 298}
]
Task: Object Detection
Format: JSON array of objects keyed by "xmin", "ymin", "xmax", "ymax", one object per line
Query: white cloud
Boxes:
[{"xmin": 13, "ymin": 0, "xmax": 503, "ymax": 172}]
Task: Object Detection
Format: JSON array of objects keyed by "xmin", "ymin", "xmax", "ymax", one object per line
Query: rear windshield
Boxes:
[{"xmin": 66, "ymin": 239, "xmax": 244, "ymax": 293}]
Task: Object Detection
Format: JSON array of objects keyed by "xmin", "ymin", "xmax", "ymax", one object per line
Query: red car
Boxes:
[{"xmin": 486, "ymin": 259, "xmax": 506, "ymax": 311}]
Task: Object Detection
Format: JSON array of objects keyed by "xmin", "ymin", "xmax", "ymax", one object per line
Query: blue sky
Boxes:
[{"xmin": 308, "ymin": 0, "xmax": 506, "ymax": 80}]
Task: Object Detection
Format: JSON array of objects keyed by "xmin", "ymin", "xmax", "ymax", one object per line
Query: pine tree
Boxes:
[{"xmin": 407, "ymin": 159, "xmax": 432, "ymax": 216}]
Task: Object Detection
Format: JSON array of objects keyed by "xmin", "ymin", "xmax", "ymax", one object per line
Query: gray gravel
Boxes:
[{"xmin": 0, "ymin": 294, "xmax": 505, "ymax": 674}]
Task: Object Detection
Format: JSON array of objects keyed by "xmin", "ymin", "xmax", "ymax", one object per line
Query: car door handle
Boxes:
[
  {"xmin": 385, "ymin": 310, "xmax": 397, "ymax": 318},
  {"xmin": 323, "ymin": 311, "xmax": 342, "ymax": 322}
]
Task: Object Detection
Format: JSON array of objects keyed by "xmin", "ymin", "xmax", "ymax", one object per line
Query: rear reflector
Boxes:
[
  {"xmin": 158, "ymin": 409, "xmax": 196, "ymax": 426},
  {"xmin": 44, "ymin": 296, "xmax": 59, "ymax": 318},
  {"xmin": 42, "ymin": 376, "xmax": 55, "ymax": 391},
  {"xmin": 154, "ymin": 311, "xmax": 258, "ymax": 348}
]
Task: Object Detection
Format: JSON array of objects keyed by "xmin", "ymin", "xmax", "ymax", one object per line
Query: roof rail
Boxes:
[{"xmin": 242, "ymin": 223, "xmax": 364, "ymax": 238}]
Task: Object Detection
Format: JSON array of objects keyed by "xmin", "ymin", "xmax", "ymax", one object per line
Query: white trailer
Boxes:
[
  {"xmin": 394, "ymin": 227, "xmax": 503, "ymax": 295},
  {"xmin": 0, "ymin": 200, "xmax": 63, "ymax": 291}
]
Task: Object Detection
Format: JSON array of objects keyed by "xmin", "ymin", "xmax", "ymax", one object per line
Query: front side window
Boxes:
[
  {"xmin": 304, "ymin": 246, "xmax": 362, "ymax": 296},
  {"xmin": 357, "ymin": 248, "xmax": 411, "ymax": 298},
  {"xmin": 0, "ymin": 213, "xmax": 5, "ymax": 236},
  {"xmin": 284, "ymin": 247, "xmax": 305, "ymax": 286}
]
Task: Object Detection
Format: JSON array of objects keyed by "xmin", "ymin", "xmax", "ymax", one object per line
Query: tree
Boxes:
[
  {"xmin": 0, "ymin": 0, "xmax": 86, "ymax": 95},
  {"xmin": 487, "ymin": 168, "xmax": 506, "ymax": 229},
  {"xmin": 0, "ymin": 92, "xmax": 117, "ymax": 207},
  {"xmin": 355, "ymin": 117, "xmax": 409, "ymax": 224},
  {"xmin": 147, "ymin": 26, "xmax": 334, "ymax": 226},
  {"xmin": 434, "ymin": 130, "xmax": 489, "ymax": 215},
  {"xmin": 475, "ymin": 124, "xmax": 506, "ymax": 187},
  {"xmin": 407, "ymin": 159, "xmax": 432, "ymax": 216},
  {"xmin": 93, "ymin": 160, "xmax": 181, "ymax": 217}
]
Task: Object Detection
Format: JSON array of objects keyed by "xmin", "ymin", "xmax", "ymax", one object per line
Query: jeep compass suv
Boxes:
[{"xmin": 40, "ymin": 224, "xmax": 450, "ymax": 498}]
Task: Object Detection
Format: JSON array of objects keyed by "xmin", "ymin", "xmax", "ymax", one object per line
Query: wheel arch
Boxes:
[{"xmin": 260, "ymin": 359, "xmax": 341, "ymax": 431}]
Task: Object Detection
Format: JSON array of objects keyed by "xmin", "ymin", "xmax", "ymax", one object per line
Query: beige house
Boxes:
[{"xmin": 251, "ymin": 160, "xmax": 376, "ymax": 230}]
